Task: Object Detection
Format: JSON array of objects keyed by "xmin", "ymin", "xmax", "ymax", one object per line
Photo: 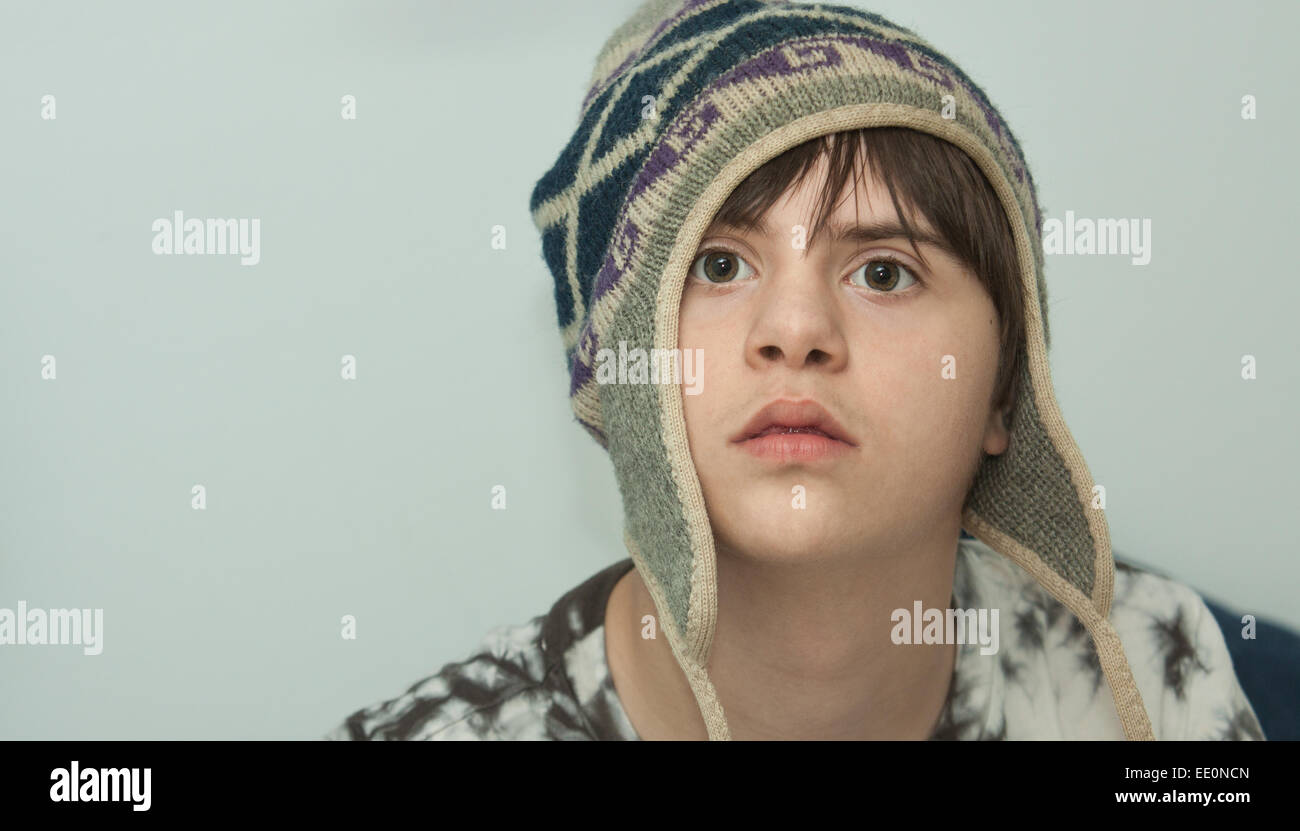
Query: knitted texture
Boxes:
[
  {"xmin": 529, "ymin": 0, "xmax": 1154, "ymax": 740},
  {"xmin": 531, "ymin": 0, "xmax": 1050, "ymax": 441}
]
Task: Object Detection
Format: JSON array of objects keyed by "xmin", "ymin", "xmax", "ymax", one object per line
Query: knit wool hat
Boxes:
[{"xmin": 529, "ymin": 0, "xmax": 1155, "ymax": 740}]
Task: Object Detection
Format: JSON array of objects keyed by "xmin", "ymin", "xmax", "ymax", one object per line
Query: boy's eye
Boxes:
[
  {"xmin": 847, "ymin": 258, "xmax": 918, "ymax": 293},
  {"xmin": 690, "ymin": 249, "xmax": 755, "ymax": 284}
]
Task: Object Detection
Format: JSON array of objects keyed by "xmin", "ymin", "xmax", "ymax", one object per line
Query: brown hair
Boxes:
[{"xmin": 707, "ymin": 127, "xmax": 1025, "ymax": 417}]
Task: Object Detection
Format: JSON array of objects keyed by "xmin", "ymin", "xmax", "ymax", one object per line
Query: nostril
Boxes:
[{"xmin": 759, "ymin": 345, "xmax": 782, "ymax": 361}]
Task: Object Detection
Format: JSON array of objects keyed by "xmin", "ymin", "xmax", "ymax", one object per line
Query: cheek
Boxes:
[
  {"xmin": 857, "ymin": 310, "xmax": 999, "ymax": 458},
  {"xmin": 678, "ymin": 297, "xmax": 727, "ymax": 461},
  {"xmin": 678, "ymin": 294, "xmax": 756, "ymax": 500}
]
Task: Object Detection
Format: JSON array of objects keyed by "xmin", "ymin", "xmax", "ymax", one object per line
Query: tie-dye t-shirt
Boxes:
[{"xmin": 324, "ymin": 538, "xmax": 1265, "ymax": 741}]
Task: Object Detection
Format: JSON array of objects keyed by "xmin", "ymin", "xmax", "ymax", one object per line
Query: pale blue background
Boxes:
[{"xmin": 1, "ymin": 0, "xmax": 1296, "ymax": 739}]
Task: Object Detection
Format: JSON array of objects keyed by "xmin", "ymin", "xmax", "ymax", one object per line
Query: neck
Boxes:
[
  {"xmin": 708, "ymin": 530, "xmax": 960, "ymax": 739},
  {"xmin": 606, "ymin": 528, "xmax": 964, "ymax": 740}
]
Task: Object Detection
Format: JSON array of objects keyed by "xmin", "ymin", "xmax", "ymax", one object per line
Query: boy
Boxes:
[{"xmin": 327, "ymin": 0, "xmax": 1264, "ymax": 740}]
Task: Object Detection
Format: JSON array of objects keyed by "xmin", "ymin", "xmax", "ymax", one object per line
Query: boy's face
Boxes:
[{"xmin": 678, "ymin": 152, "xmax": 1010, "ymax": 564}]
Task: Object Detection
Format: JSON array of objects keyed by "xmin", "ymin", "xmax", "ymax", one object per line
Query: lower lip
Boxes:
[{"xmin": 735, "ymin": 431, "xmax": 854, "ymax": 462}]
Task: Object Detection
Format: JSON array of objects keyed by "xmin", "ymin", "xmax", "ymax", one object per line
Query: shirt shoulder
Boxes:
[
  {"xmin": 324, "ymin": 559, "xmax": 638, "ymax": 741},
  {"xmin": 951, "ymin": 538, "xmax": 1264, "ymax": 740},
  {"xmin": 324, "ymin": 615, "xmax": 566, "ymax": 740},
  {"xmin": 1107, "ymin": 559, "xmax": 1265, "ymax": 740}
]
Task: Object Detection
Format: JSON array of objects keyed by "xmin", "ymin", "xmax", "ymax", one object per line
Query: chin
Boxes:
[{"xmin": 713, "ymin": 499, "xmax": 854, "ymax": 564}]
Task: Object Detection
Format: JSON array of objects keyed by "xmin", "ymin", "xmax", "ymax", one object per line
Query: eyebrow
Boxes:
[{"xmin": 707, "ymin": 218, "xmax": 956, "ymax": 263}]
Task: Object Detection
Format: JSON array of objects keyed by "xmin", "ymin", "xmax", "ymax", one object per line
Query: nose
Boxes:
[{"xmin": 743, "ymin": 265, "xmax": 849, "ymax": 373}]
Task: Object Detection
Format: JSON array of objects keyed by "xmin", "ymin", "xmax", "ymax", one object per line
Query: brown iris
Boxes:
[
  {"xmin": 863, "ymin": 261, "xmax": 901, "ymax": 291},
  {"xmin": 701, "ymin": 251, "xmax": 739, "ymax": 283}
]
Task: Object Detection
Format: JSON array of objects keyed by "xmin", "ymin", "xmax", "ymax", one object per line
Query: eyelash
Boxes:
[{"xmin": 689, "ymin": 246, "xmax": 925, "ymax": 294}]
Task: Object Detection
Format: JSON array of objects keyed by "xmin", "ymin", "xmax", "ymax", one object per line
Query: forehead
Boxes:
[
  {"xmin": 705, "ymin": 155, "xmax": 954, "ymax": 253},
  {"xmin": 706, "ymin": 214, "xmax": 954, "ymax": 255}
]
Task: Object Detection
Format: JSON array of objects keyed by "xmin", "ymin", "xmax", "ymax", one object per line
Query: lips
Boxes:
[{"xmin": 731, "ymin": 399, "xmax": 857, "ymax": 447}]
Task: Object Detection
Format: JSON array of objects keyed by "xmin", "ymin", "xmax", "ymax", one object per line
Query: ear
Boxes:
[{"xmin": 981, "ymin": 402, "xmax": 1010, "ymax": 457}]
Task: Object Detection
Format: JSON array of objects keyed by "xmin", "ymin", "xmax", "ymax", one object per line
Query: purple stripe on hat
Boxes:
[
  {"xmin": 570, "ymin": 349, "xmax": 595, "ymax": 397},
  {"xmin": 911, "ymin": 52, "xmax": 957, "ymax": 91},
  {"xmin": 621, "ymin": 34, "xmax": 972, "ymax": 226},
  {"xmin": 584, "ymin": 102, "xmax": 720, "ymax": 311},
  {"xmin": 592, "ymin": 255, "xmax": 621, "ymax": 304},
  {"xmin": 718, "ymin": 37, "xmax": 846, "ymax": 87},
  {"xmin": 629, "ymin": 101, "xmax": 722, "ymax": 204},
  {"xmin": 704, "ymin": 34, "xmax": 1029, "ymax": 188},
  {"xmin": 570, "ymin": 28, "xmax": 1040, "ymax": 401},
  {"xmin": 569, "ymin": 323, "xmax": 601, "ymax": 396},
  {"xmin": 593, "ymin": 220, "xmax": 642, "ymax": 301},
  {"xmin": 708, "ymin": 35, "xmax": 944, "ymax": 94}
]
